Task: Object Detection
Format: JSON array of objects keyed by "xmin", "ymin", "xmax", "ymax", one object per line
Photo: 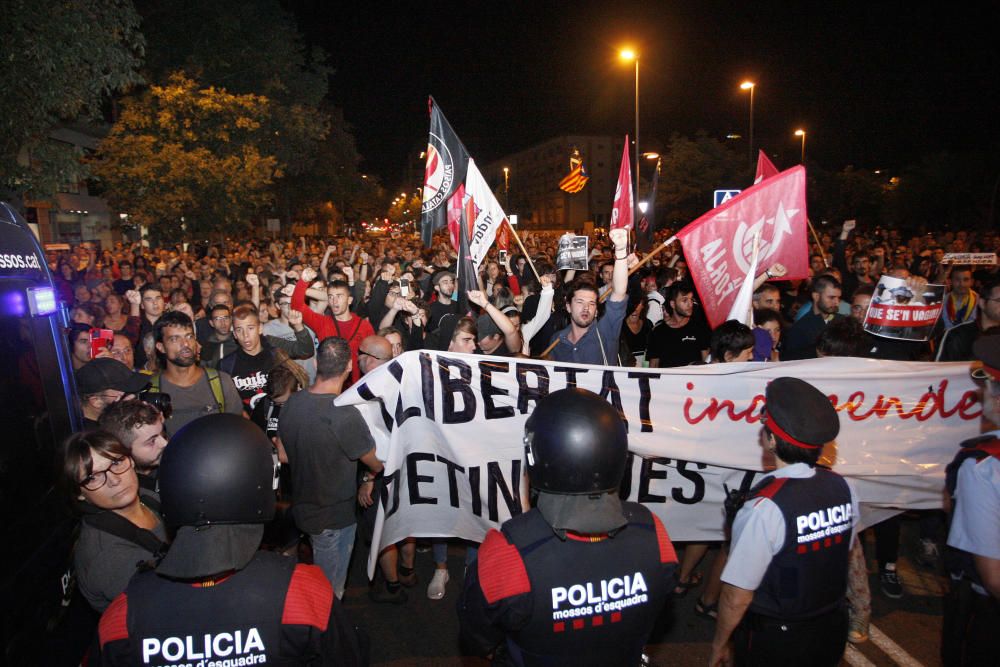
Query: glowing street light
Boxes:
[
  {"xmin": 740, "ymin": 81, "xmax": 756, "ymax": 167},
  {"xmin": 619, "ymin": 47, "xmax": 640, "ymax": 197},
  {"xmin": 794, "ymin": 129, "xmax": 806, "ymax": 163},
  {"xmin": 502, "ymin": 166, "xmax": 510, "ymax": 209}
]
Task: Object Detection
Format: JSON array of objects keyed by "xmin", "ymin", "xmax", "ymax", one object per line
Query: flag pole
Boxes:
[
  {"xmin": 807, "ymin": 219, "xmax": 828, "ymax": 267},
  {"xmin": 507, "ymin": 223, "xmax": 542, "ymax": 282},
  {"xmin": 599, "ymin": 235, "xmax": 678, "ymax": 301}
]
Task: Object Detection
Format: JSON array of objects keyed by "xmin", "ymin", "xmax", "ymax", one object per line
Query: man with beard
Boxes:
[
  {"xmin": 148, "ymin": 311, "xmax": 242, "ymax": 435},
  {"xmin": 548, "ymin": 228, "xmax": 630, "ymax": 365},
  {"xmin": 428, "ymin": 271, "xmax": 460, "ymax": 332},
  {"xmin": 646, "ymin": 281, "xmax": 711, "ymax": 368},
  {"xmin": 782, "ymin": 275, "xmax": 844, "ymax": 360},
  {"xmin": 99, "ymin": 399, "xmax": 169, "ymax": 503}
]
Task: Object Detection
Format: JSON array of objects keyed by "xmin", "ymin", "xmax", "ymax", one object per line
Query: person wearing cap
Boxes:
[
  {"xmin": 467, "ymin": 289, "xmax": 521, "ymax": 356},
  {"xmin": 429, "ymin": 270, "xmax": 460, "ymax": 332},
  {"xmin": 709, "ymin": 377, "xmax": 858, "ymax": 667},
  {"xmin": 97, "ymin": 413, "xmax": 366, "ymax": 665},
  {"xmin": 941, "ymin": 336, "xmax": 1000, "ymax": 666},
  {"xmin": 75, "ymin": 358, "xmax": 151, "ymax": 429},
  {"xmin": 458, "ymin": 388, "xmax": 678, "ymax": 664},
  {"xmin": 548, "ymin": 228, "xmax": 632, "ymax": 365}
]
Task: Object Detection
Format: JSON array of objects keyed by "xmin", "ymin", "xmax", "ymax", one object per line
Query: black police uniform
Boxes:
[
  {"xmin": 96, "ymin": 414, "xmax": 367, "ymax": 666},
  {"xmin": 98, "ymin": 550, "xmax": 363, "ymax": 666},
  {"xmin": 731, "ymin": 468, "xmax": 853, "ymax": 665},
  {"xmin": 460, "ymin": 504, "xmax": 676, "ymax": 666}
]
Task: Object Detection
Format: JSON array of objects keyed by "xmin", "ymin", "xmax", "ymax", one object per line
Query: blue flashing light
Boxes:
[
  {"xmin": 27, "ymin": 286, "xmax": 57, "ymax": 316},
  {"xmin": 2, "ymin": 290, "xmax": 26, "ymax": 316}
]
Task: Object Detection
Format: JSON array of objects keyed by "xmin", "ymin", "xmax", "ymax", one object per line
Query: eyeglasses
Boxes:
[
  {"xmin": 78, "ymin": 456, "xmax": 133, "ymax": 491},
  {"xmin": 359, "ymin": 350, "xmax": 386, "ymax": 362}
]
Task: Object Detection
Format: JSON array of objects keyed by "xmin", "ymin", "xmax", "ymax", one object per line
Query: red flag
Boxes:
[
  {"xmin": 446, "ymin": 184, "xmax": 467, "ymax": 251},
  {"xmin": 610, "ymin": 137, "xmax": 633, "ymax": 230},
  {"xmin": 754, "ymin": 150, "xmax": 779, "ymax": 184},
  {"xmin": 496, "ymin": 219, "xmax": 510, "ymax": 252},
  {"xmin": 677, "ymin": 165, "xmax": 809, "ymax": 328}
]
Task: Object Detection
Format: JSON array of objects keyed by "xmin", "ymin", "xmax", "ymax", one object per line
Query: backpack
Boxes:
[{"xmin": 150, "ymin": 368, "xmax": 225, "ymax": 413}]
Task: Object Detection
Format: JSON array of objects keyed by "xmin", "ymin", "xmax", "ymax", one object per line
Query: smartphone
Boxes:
[
  {"xmin": 89, "ymin": 328, "xmax": 114, "ymax": 359},
  {"xmin": 498, "ymin": 250, "xmax": 508, "ymax": 264},
  {"xmin": 400, "ymin": 278, "xmax": 410, "ymax": 298}
]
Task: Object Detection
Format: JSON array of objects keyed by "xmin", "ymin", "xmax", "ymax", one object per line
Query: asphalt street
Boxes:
[{"xmin": 337, "ymin": 513, "xmax": 949, "ymax": 666}]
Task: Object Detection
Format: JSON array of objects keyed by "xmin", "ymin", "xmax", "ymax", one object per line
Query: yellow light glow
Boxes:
[
  {"xmin": 619, "ymin": 48, "xmax": 637, "ymax": 61},
  {"xmin": 794, "ymin": 129, "xmax": 806, "ymax": 136},
  {"xmin": 740, "ymin": 81, "xmax": 755, "ymax": 90},
  {"xmin": 643, "ymin": 152, "xmax": 660, "ymax": 159}
]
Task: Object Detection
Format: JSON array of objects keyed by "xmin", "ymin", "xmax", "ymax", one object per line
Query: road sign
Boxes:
[{"xmin": 714, "ymin": 189, "xmax": 741, "ymax": 207}]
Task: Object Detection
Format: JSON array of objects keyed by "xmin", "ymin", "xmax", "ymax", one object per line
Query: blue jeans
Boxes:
[
  {"xmin": 310, "ymin": 524, "xmax": 357, "ymax": 599},
  {"xmin": 432, "ymin": 539, "xmax": 478, "ymax": 567}
]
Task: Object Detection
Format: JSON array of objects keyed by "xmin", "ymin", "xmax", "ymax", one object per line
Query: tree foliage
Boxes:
[
  {"xmin": 92, "ymin": 75, "xmax": 278, "ymax": 237},
  {"xmin": 0, "ymin": 0, "xmax": 145, "ymax": 201},
  {"xmin": 135, "ymin": 0, "xmax": 343, "ymax": 205},
  {"xmin": 656, "ymin": 132, "xmax": 750, "ymax": 226}
]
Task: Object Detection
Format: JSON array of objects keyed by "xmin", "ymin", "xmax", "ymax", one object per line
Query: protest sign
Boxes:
[
  {"xmin": 940, "ymin": 252, "xmax": 997, "ymax": 266},
  {"xmin": 864, "ymin": 275, "xmax": 945, "ymax": 341},
  {"xmin": 556, "ymin": 234, "xmax": 589, "ymax": 270},
  {"xmin": 337, "ymin": 351, "xmax": 980, "ymax": 576}
]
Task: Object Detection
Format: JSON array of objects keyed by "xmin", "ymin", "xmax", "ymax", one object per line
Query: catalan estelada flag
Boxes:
[{"xmin": 559, "ymin": 151, "xmax": 589, "ymax": 193}]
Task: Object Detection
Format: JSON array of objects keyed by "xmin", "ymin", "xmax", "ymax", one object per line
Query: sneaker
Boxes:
[
  {"xmin": 847, "ymin": 615, "xmax": 869, "ymax": 644},
  {"xmin": 879, "ymin": 566, "xmax": 904, "ymax": 599},
  {"xmin": 427, "ymin": 568, "xmax": 449, "ymax": 600},
  {"xmin": 369, "ymin": 582, "xmax": 408, "ymax": 604},
  {"xmin": 915, "ymin": 538, "xmax": 940, "ymax": 569}
]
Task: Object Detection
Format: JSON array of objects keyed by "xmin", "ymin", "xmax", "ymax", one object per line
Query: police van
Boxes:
[{"xmin": 0, "ymin": 201, "xmax": 94, "ymax": 664}]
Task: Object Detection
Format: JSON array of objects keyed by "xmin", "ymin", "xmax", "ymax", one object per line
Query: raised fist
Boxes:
[
  {"xmin": 300, "ymin": 267, "xmax": 318, "ymax": 283},
  {"xmin": 609, "ymin": 228, "xmax": 628, "ymax": 250},
  {"xmin": 842, "ymin": 220, "xmax": 856, "ymax": 232},
  {"xmin": 125, "ymin": 289, "xmax": 141, "ymax": 305},
  {"xmin": 287, "ymin": 308, "xmax": 303, "ymax": 329},
  {"xmin": 246, "ymin": 273, "xmax": 259, "ymax": 288},
  {"xmin": 466, "ymin": 290, "xmax": 487, "ymax": 308},
  {"xmin": 342, "ymin": 265, "xmax": 354, "ymax": 280}
]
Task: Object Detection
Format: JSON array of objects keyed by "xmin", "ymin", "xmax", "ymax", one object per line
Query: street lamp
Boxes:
[
  {"xmin": 502, "ymin": 166, "xmax": 510, "ymax": 209},
  {"xmin": 619, "ymin": 47, "xmax": 640, "ymax": 198},
  {"xmin": 794, "ymin": 129, "xmax": 806, "ymax": 163},
  {"xmin": 740, "ymin": 81, "xmax": 755, "ymax": 167}
]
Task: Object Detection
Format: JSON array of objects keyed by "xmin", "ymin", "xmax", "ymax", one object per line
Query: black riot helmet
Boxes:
[
  {"xmin": 524, "ymin": 388, "xmax": 628, "ymax": 495},
  {"xmin": 158, "ymin": 413, "xmax": 276, "ymax": 528}
]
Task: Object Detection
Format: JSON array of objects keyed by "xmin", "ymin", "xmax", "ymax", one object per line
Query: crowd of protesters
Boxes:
[{"xmin": 57, "ymin": 220, "xmax": 998, "ymax": 647}]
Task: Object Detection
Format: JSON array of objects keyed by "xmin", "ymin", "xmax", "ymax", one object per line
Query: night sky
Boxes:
[{"xmin": 287, "ymin": 1, "xmax": 999, "ymax": 185}]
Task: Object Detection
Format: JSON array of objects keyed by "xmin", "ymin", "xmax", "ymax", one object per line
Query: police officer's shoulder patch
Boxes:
[
  {"xmin": 478, "ymin": 528, "xmax": 531, "ymax": 604},
  {"xmin": 283, "ymin": 564, "xmax": 333, "ymax": 631}
]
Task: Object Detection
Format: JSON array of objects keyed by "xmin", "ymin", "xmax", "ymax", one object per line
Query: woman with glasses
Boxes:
[{"xmin": 61, "ymin": 430, "xmax": 166, "ymax": 612}]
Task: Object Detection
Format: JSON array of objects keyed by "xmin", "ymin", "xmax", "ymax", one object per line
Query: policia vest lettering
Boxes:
[
  {"xmin": 500, "ymin": 503, "xmax": 670, "ymax": 666},
  {"xmin": 125, "ymin": 551, "xmax": 297, "ymax": 666},
  {"xmin": 749, "ymin": 468, "xmax": 853, "ymax": 620}
]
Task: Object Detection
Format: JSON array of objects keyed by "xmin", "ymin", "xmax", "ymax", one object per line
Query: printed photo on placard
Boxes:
[
  {"xmin": 556, "ymin": 234, "xmax": 589, "ymax": 271},
  {"xmin": 863, "ymin": 275, "xmax": 945, "ymax": 341}
]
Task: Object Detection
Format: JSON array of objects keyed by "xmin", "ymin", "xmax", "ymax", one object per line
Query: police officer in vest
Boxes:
[
  {"xmin": 458, "ymin": 388, "xmax": 678, "ymax": 666},
  {"xmin": 709, "ymin": 377, "xmax": 858, "ymax": 666},
  {"xmin": 942, "ymin": 337, "xmax": 1000, "ymax": 666},
  {"xmin": 97, "ymin": 413, "xmax": 366, "ymax": 666}
]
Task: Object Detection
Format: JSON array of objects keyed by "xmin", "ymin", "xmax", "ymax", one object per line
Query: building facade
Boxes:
[{"xmin": 483, "ymin": 135, "xmax": 624, "ymax": 231}]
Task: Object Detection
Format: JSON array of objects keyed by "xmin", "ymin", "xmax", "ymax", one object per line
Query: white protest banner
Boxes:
[
  {"xmin": 864, "ymin": 275, "xmax": 945, "ymax": 341},
  {"xmin": 337, "ymin": 352, "xmax": 981, "ymax": 577},
  {"xmin": 940, "ymin": 252, "xmax": 997, "ymax": 266}
]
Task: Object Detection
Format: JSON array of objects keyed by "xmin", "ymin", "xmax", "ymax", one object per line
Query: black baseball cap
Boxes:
[{"xmin": 75, "ymin": 358, "xmax": 151, "ymax": 396}]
